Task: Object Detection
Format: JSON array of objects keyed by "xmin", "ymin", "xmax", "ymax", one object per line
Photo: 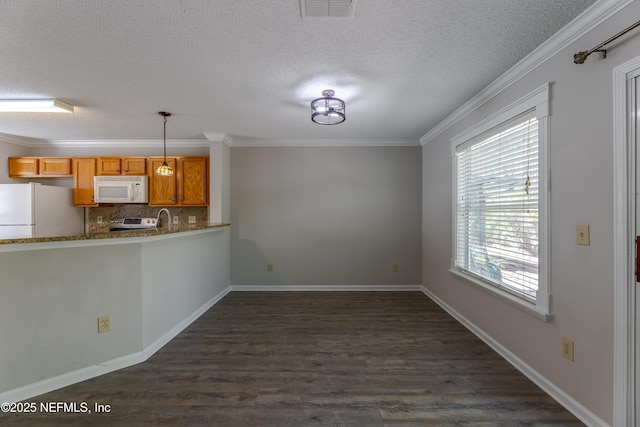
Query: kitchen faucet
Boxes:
[{"xmin": 156, "ymin": 208, "xmax": 172, "ymax": 231}]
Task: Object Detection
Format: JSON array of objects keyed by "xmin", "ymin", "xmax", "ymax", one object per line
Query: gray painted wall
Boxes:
[
  {"xmin": 230, "ymin": 146, "xmax": 422, "ymax": 286},
  {"xmin": 0, "ymin": 229, "xmax": 230, "ymax": 397},
  {"xmin": 421, "ymin": 2, "xmax": 640, "ymax": 423},
  {"xmin": 0, "ymin": 141, "xmax": 30, "ymax": 183}
]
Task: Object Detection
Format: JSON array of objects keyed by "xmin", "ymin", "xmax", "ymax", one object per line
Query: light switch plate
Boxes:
[
  {"xmin": 576, "ymin": 224, "xmax": 590, "ymax": 245},
  {"xmin": 188, "ymin": 216, "xmax": 196, "ymax": 224}
]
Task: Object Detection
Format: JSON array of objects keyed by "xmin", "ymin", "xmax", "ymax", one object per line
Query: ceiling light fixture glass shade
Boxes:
[
  {"xmin": 311, "ymin": 90, "xmax": 345, "ymax": 125},
  {"xmin": 156, "ymin": 112, "xmax": 174, "ymax": 177},
  {"xmin": 0, "ymin": 98, "xmax": 74, "ymax": 113}
]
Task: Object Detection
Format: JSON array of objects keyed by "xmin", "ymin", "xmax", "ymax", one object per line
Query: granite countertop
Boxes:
[{"xmin": 0, "ymin": 224, "xmax": 230, "ymax": 245}]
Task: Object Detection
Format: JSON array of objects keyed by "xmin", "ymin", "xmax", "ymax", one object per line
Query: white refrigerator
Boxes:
[{"xmin": 0, "ymin": 183, "xmax": 84, "ymax": 239}]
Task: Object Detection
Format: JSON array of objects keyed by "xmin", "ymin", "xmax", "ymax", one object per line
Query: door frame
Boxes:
[{"xmin": 613, "ymin": 55, "xmax": 640, "ymax": 426}]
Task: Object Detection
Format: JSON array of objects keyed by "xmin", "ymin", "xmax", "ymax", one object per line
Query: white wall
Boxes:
[
  {"xmin": 230, "ymin": 146, "xmax": 422, "ymax": 287},
  {"xmin": 0, "ymin": 229, "xmax": 231, "ymax": 400},
  {"xmin": 0, "ymin": 243, "xmax": 143, "ymax": 392},
  {"xmin": 141, "ymin": 228, "xmax": 230, "ymax": 347},
  {"xmin": 421, "ymin": 2, "xmax": 640, "ymax": 424}
]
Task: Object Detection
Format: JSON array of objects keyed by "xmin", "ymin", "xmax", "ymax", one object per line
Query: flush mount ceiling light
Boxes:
[
  {"xmin": 156, "ymin": 112, "xmax": 174, "ymax": 177},
  {"xmin": 311, "ymin": 90, "xmax": 345, "ymax": 125},
  {"xmin": 0, "ymin": 98, "xmax": 74, "ymax": 113}
]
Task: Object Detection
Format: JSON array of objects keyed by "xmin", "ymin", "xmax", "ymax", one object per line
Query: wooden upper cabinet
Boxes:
[
  {"xmin": 40, "ymin": 158, "xmax": 72, "ymax": 176},
  {"xmin": 9, "ymin": 157, "xmax": 72, "ymax": 177},
  {"xmin": 148, "ymin": 158, "xmax": 177, "ymax": 206},
  {"xmin": 177, "ymin": 157, "xmax": 208, "ymax": 206},
  {"xmin": 122, "ymin": 157, "xmax": 147, "ymax": 175},
  {"xmin": 96, "ymin": 157, "xmax": 121, "ymax": 175},
  {"xmin": 73, "ymin": 157, "xmax": 98, "ymax": 206},
  {"xmin": 148, "ymin": 156, "xmax": 208, "ymax": 206},
  {"xmin": 8, "ymin": 155, "xmax": 207, "ymax": 207},
  {"xmin": 8, "ymin": 157, "xmax": 39, "ymax": 177},
  {"xmin": 97, "ymin": 157, "xmax": 146, "ymax": 175}
]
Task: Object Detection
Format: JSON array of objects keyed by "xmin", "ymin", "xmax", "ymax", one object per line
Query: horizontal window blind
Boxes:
[{"xmin": 455, "ymin": 112, "xmax": 539, "ymax": 301}]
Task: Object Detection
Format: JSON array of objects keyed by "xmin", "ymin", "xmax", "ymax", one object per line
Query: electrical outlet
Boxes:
[
  {"xmin": 267, "ymin": 263, "xmax": 273, "ymax": 272},
  {"xmin": 97, "ymin": 315, "xmax": 111, "ymax": 334},
  {"xmin": 97, "ymin": 216, "xmax": 103, "ymax": 224},
  {"xmin": 576, "ymin": 224, "xmax": 590, "ymax": 245},
  {"xmin": 173, "ymin": 216, "xmax": 179, "ymax": 225},
  {"xmin": 188, "ymin": 216, "xmax": 196, "ymax": 224},
  {"xmin": 561, "ymin": 336, "xmax": 574, "ymax": 361},
  {"xmin": 392, "ymin": 263, "xmax": 399, "ymax": 272}
]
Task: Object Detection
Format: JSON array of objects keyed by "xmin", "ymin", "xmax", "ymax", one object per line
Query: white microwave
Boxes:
[{"xmin": 94, "ymin": 176, "xmax": 149, "ymax": 203}]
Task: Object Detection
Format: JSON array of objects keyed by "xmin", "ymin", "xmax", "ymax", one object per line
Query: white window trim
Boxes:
[{"xmin": 450, "ymin": 83, "xmax": 552, "ymax": 321}]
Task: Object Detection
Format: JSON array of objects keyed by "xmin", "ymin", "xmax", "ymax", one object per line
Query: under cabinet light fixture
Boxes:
[{"xmin": 0, "ymin": 99, "xmax": 74, "ymax": 113}]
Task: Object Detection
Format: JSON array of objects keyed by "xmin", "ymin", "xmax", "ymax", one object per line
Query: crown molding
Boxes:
[
  {"xmin": 0, "ymin": 133, "xmax": 419, "ymax": 148},
  {"xmin": 202, "ymin": 132, "xmax": 226, "ymax": 143},
  {"xmin": 21, "ymin": 139, "xmax": 211, "ymax": 148},
  {"xmin": 419, "ymin": 0, "xmax": 634, "ymax": 146},
  {"xmin": 0, "ymin": 133, "xmax": 41, "ymax": 147},
  {"xmin": 225, "ymin": 137, "xmax": 421, "ymax": 147}
]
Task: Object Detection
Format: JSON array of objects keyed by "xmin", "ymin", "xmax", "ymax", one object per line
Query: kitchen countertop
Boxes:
[{"xmin": 0, "ymin": 224, "xmax": 230, "ymax": 246}]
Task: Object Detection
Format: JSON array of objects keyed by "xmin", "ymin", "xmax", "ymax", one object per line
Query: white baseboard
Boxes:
[
  {"xmin": 142, "ymin": 286, "xmax": 230, "ymax": 359},
  {"xmin": 230, "ymin": 284, "xmax": 422, "ymax": 291},
  {"xmin": 0, "ymin": 286, "xmax": 231, "ymax": 404},
  {"xmin": 420, "ymin": 286, "xmax": 609, "ymax": 427},
  {"xmin": 0, "ymin": 351, "xmax": 148, "ymax": 405}
]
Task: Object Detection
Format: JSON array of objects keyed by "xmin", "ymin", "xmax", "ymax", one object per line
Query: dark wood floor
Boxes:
[{"xmin": 1, "ymin": 292, "xmax": 584, "ymax": 426}]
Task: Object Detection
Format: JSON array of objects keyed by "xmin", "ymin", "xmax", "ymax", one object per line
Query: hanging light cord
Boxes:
[{"xmin": 163, "ymin": 114, "xmax": 167, "ymax": 161}]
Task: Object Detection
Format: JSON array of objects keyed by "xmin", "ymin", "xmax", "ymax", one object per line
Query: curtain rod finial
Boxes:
[{"xmin": 573, "ymin": 51, "xmax": 589, "ymax": 64}]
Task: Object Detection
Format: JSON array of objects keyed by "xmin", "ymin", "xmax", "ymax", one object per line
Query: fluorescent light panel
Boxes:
[{"xmin": 0, "ymin": 99, "xmax": 74, "ymax": 113}]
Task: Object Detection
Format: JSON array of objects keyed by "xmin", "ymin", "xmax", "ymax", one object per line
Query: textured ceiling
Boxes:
[{"xmin": 0, "ymin": 0, "xmax": 596, "ymax": 144}]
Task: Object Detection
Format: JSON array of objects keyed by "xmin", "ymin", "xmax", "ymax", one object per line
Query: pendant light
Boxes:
[{"xmin": 156, "ymin": 111, "xmax": 174, "ymax": 176}]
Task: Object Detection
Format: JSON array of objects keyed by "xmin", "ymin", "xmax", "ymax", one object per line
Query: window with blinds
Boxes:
[{"xmin": 454, "ymin": 111, "xmax": 539, "ymax": 302}]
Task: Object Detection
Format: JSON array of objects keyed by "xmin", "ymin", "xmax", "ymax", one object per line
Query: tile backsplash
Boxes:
[{"xmin": 88, "ymin": 205, "xmax": 209, "ymax": 233}]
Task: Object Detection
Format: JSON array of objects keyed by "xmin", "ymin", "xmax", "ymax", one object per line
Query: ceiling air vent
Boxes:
[{"xmin": 300, "ymin": 0, "xmax": 356, "ymax": 18}]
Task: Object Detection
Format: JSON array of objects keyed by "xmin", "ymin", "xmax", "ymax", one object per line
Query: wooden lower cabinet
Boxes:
[{"xmin": 73, "ymin": 158, "xmax": 98, "ymax": 206}]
